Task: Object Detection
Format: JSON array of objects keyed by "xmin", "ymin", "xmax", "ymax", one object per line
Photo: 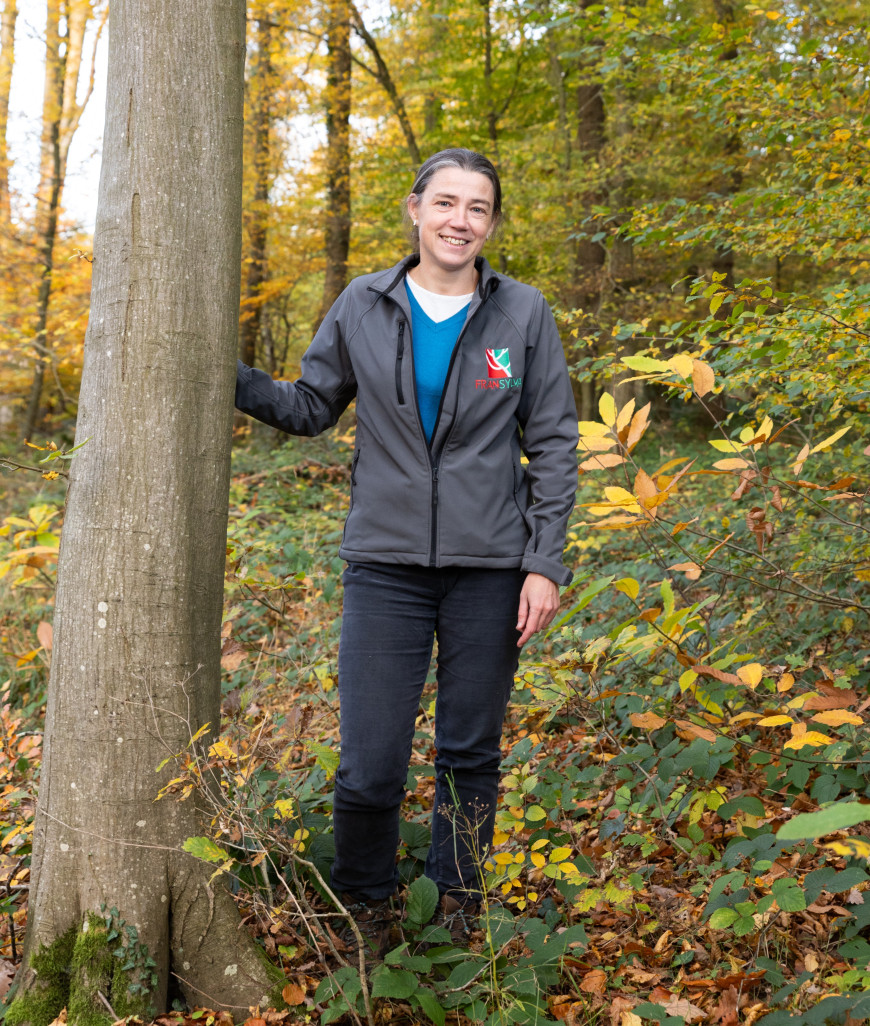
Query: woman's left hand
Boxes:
[{"xmin": 516, "ymin": 572, "xmax": 560, "ymax": 647}]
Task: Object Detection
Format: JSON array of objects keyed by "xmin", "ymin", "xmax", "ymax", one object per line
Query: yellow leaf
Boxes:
[
  {"xmin": 492, "ymin": 830, "xmax": 509, "ymax": 846},
  {"xmin": 577, "ymin": 421, "xmax": 611, "ymax": 437},
  {"xmin": 208, "ymin": 739, "xmax": 235, "ymax": 760},
  {"xmin": 604, "ymin": 486, "xmax": 639, "ymax": 506},
  {"xmin": 549, "ymin": 847, "xmax": 573, "ymax": 862},
  {"xmin": 16, "ymin": 649, "xmax": 41, "ymax": 667},
  {"xmin": 669, "ymin": 353, "xmax": 694, "ymax": 378},
  {"xmin": 692, "ymin": 360, "xmax": 715, "ymax": 397},
  {"xmin": 810, "ymin": 426, "xmax": 849, "ymax": 454},
  {"xmin": 827, "ymin": 839, "xmax": 870, "ymax": 858},
  {"xmin": 578, "ymin": 436, "xmax": 618, "ymax": 452},
  {"xmin": 579, "ymin": 453, "xmax": 626, "ymax": 471},
  {"xmin": 713, "ymin": 458, "xmax": 750, "ymax": 470},
  {"xmin": 599, "ymin": 392, "xmax": 617, "ymax": 427},
  {"xmin": 679, "ymin": 669, "xmax": 698, "ymax": 690},
  {"xmin": 777, "ymin": 672, "xmax": 795, "ymax": 692},
  {"xmin": 494, "ymin": 852, "xmax": 513, "ymax": 865},
  {"xmin": 709, "ymin": 439, "xmax": 747, "ymax": 453},
  {"xmin": 793, "ymin": 443, "xmax": 810, "ymax": 475},
  {"xmin": 757, "ymin": 715, "xmax": 794, "ymax": 727},
  {"xmin": 530, "ymin": 852, "xmax": 547, "ymax": 869},
  {"xmin": 616, "ymin": 398, "xmax": 636, "ymax": 432},
  {"xmin": 614, "ymin": 577, "xmax": 639, "ymax": 601},
  {"xmin": 275, "ymin": 798, "xmax": 296, "ymax": 819},
  {"xmin": 737, "ymin": 663, "xmax": 765, "ymax": 688},
  {"xmin": 811, "ymin": 710, "xmax": 863, "ymax": 727},
  {"xmin": 784, "ymin": 731, "xmax": 833, "ymax": 750}
]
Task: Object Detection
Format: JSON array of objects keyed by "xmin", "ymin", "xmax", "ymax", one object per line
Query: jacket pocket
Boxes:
[
  {"xmin": 512, "ymin": 459, "xmax": 532, "ymax": 535},
  {"xmin": 395, "ymin": 321, "xmax": 406, "ymax": 405}
]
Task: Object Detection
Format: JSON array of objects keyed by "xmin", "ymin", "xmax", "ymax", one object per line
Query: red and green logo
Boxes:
[{"xmin": 486, "ymin": 348, "xmax": 511, "ymax": 378}]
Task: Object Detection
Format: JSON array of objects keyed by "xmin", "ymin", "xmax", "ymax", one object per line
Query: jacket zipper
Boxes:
[
  {"xmin": 395, "ymin": 321, "xmax": 406, "ymax": 405},
  {"xmin": 372, "ymin": 274, "xmax": 496, "ymax": 568}
]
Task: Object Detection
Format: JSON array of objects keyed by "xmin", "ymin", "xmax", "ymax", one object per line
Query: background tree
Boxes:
[{"xmin": 7, "ymin": 0, "xmax": 284, "ymax": 1019}]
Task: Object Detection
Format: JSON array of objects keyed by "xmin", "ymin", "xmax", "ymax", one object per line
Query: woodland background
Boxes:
[{"xmin": 0, "ymin": 1, "xmax": 868, "ymax": 1025}]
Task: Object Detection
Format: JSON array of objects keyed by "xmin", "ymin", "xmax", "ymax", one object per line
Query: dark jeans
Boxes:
[{"xmin": 330, "ymin": 562, "xmax": 524, "ymax": 901}]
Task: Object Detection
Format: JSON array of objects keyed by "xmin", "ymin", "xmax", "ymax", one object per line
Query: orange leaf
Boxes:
[
  {"xmin": 736, "ymin": 663, "xmax": 765, "ymax": 688},
  {"xmin": 580, "ymin": 968, "xmax": 608, "ymax": 996},
  {"xmin": 282, "ymin": 983, "xmax": 306, "ymax": 1006},
  {"xmin": 37, "ymin": 621, "xmax": 53, "ymax": 651},
  {"xmin": 669, "ymin": 561, "xmax": 702, "ymax": 580},
  {"xmin": 630, "ymin": 711, "xmax": 667, "ymax": 731},
  {"xmin": 692, "ymin": 360, "xmax": 715, "ymax": 397},
  {"xmin": 579, "ymin": 453, "xmax": 626, "ymax": 471},
  {"xmin": 675, "ymin": 719, "xmax": 717, "ymax": 742},
  {"xmin": 777, "ymin": 672, "xmax": 795, "ymax": 692}
]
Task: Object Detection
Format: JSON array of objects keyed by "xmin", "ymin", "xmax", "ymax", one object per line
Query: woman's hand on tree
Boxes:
[{"xmin": 516, "ymin": 572, "xmax": 560, "ymax": 647}]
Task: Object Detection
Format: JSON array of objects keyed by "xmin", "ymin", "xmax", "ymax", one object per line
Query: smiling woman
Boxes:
[{"xmin": 234, "ymin": 146, "xmax": 579, "ymax": 957}]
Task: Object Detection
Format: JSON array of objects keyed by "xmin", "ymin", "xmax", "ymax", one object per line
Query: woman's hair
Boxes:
[{"xmin": 406, "ymin": 148, "xmax": 503, "ymax": 247}]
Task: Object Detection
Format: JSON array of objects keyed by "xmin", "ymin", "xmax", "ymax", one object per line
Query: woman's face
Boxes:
[{"xmin": 407, "ymin": 167, "xmax": 496, "ymax": 282}]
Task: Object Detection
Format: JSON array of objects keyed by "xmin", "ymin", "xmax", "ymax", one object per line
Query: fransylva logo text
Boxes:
[{"xmin": 475, "ymin": 377, "xmax": 523, "ymax": 390}]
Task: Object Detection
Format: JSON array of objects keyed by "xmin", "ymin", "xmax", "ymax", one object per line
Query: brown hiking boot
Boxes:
[
  {"xmin": 335, "ymin": 895, "xmax": 399, "ymax": 961},
  {"xmin": 433, "ymin": 894, "xmax": 480, "ymax": 947}
]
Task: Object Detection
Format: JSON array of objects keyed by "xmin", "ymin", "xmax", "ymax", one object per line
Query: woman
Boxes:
[{"xmin": 235, "ymin": 148, "xmax": 578, "ymax": 950}]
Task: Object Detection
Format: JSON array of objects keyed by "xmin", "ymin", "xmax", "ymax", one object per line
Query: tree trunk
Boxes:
[
  {"xmin": 350, "ymin": 1, "xmax": 420, "ymax": 166},
  {"xmin": 22, "ymin": 0, "xmax": 104, "ymax": 440},
  {"xmin": 316, "ymin": 0, "xmax": 351, "ymax": 327},
  {"xmin": 0, "ymin": 0, "xmax": 17, "ymax": 223},
  {"xmin": 239, "ymin": 8, "xmax": 274, "ymax": 368},
  {"xmin": 8, "ymin": 0, "xmax": 284, "ymax": 1021},
  {"xmin": 21, "ymin": 0, "xmax": 64, "ymax": 442}
]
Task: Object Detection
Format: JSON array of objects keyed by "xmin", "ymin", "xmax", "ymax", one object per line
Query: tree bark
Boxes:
[
  {"xmin": 9, "ymin": 0, "xmax": 283, "ymax": 1020},
  {"xmin": 239, "ymin": 8, "xmax": 274, "ymax": 368},
  {"xmin": 349, "ymin": 1, "xmax": 420, "ymax": 166},
  {"xmin": 0, "ymin": 0, "xmax": 17, "ymax": 223},
  {"xmin": 316, "ymin": 0, "xmax": 351, "ymax": 327},
  {"xmin": 21, "ymin": 0, "xmax": 64, "ymax": 442}
]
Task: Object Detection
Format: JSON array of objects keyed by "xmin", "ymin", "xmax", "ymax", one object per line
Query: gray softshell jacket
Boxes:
[{"xmin": 235, "ymin": 255, "xmax": 579, "ymax": 586}]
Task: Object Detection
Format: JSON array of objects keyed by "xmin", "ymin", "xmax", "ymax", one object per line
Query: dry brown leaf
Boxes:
[
  {"xmin": 804, "ymin": 684, "xmax": 858, "ymax": 710},
  {"xmin": 630, "ymin": 711, "xmax": 667, "ymax": 731},
  {"xmin": 580, "ymin": 967, "xmax": 608, "ymax": 996},
  {"xmin": 37, "ymin": 620, "xmax": 53, "ymax": 651},
  {"xmin": 0, "ymin": 960, "xmax": 16, "ymax": 1002},
  {"xmin": 609, "ymin": 996, "xmax": 639, "ymax": 1026},
  {"xmin": 675, "ymin": 719, "xmax": 717, "ymax": 742},
  {"xmin": 663, "ymin": 997, "xmax": 706, "ymax": 1023},
  {"xmin": 712, "ymin": 986, "xmax": 740, "ymax": 1026}
]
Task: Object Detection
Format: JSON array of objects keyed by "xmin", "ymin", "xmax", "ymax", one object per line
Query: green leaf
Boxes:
[
  {"xmin": 446, "ymin": 958, "xmax": 486, "ymax": 989},
  {"xmin": 370, "ymin": 966, "xmax": 419, "ymax": 1000},
  {"xmin": 182, "ymin": 836, "xmax": 231, "ymax": 865},
  {"xmin": 305, "ymin": 740, "xmax": 339, "ymax": 779},
  {"xmin": 708, "ymin": 907, "xmax": 738, "ymax": 930},
  {"xmin": 772, "ymin": 878, "xmax": 807, "ymax": 912},
  {"xmin": 777, "ymin": 801, "xmax": 870, "ymax": 840},
  {"xmin": 412, "ymin": 988, "xmax": 447, "ymax": 1026},
  {"xmin": 620, "ymin": 355, "xmax": 670, "ymax": 373},
  {"xmin": 405, "ymin": 875, "xmax": 439, "ymax": 928}
]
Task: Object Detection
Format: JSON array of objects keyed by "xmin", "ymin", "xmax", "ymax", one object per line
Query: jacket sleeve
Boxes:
[
  {"xmin": 516, "ymin": 291, "xmax": 579, "ymax": 587},
  {"xmin": 235, "ymin": 286, "xmax": 357, "ymax": 436}
]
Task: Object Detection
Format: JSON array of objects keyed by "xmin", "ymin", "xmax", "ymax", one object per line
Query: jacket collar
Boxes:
[{"xmin": 369, "ymin": 254, "xmax": 501, "ymax": 303}]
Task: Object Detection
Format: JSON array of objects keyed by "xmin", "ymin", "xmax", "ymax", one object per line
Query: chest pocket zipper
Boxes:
[{"xmin": 395, "ymin": 321, "xmax": 406, "ymax": 405}]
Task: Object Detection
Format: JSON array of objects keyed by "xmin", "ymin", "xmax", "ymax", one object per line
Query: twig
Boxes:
[{"xmin": 97, "ymin": 991, "xmax": 119, "ymax": 1019}]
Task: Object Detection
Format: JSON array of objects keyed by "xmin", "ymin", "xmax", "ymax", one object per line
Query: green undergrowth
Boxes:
[{"xmin": 3, "ymin": 378, "xmax": 869, "ymax": 1025}]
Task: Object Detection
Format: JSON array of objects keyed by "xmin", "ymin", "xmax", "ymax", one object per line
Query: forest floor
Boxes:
[{"xmin": 1, "ymin": 421, "xmax": 868, "ymax": 1026}]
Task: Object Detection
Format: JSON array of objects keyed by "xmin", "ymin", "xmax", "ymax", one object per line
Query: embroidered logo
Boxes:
[
  {"xmin": 476, "ymin": 347, "xmax": 522, "ymax": 391},
  {"xmin": 486, "ymin": 348, "xmax": 511, "ymax": 378}
]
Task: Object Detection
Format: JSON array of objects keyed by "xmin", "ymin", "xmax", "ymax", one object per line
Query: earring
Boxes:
[{"xmin": 413, "ymin": 220, "xmax": 418, "ymax": 227}]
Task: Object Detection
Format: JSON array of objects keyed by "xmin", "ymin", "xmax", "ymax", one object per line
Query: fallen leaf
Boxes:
[
  {"xmin": 663, "ymin": 997, "xmax": 706, "ymax": 1022},
  {"xmin": 712, "ymin": 986, "xmax": 740, "ymax": 1026},
  {"xmin": 282, "ymin": 982, "xmax": 306, "ymax": 1005},
  {"xmin": 580, "ymin": 968, "xmax": 608, "ymax": 996}
]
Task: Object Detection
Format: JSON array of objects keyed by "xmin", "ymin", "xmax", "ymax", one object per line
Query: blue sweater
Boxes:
[{"xmin": 406, "ymin": 285, "xmax": 469, "ymax": 442}]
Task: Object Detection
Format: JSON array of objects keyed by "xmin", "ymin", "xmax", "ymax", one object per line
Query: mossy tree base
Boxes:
[{"xmin": 6, "ymin": 915, "xmax": 154, "ymax": 1026}]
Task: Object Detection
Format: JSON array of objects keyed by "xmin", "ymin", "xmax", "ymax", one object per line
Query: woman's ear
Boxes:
[{"xmin": 407, "ymin": 193, "xmax": 419, "ymax": 224}]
